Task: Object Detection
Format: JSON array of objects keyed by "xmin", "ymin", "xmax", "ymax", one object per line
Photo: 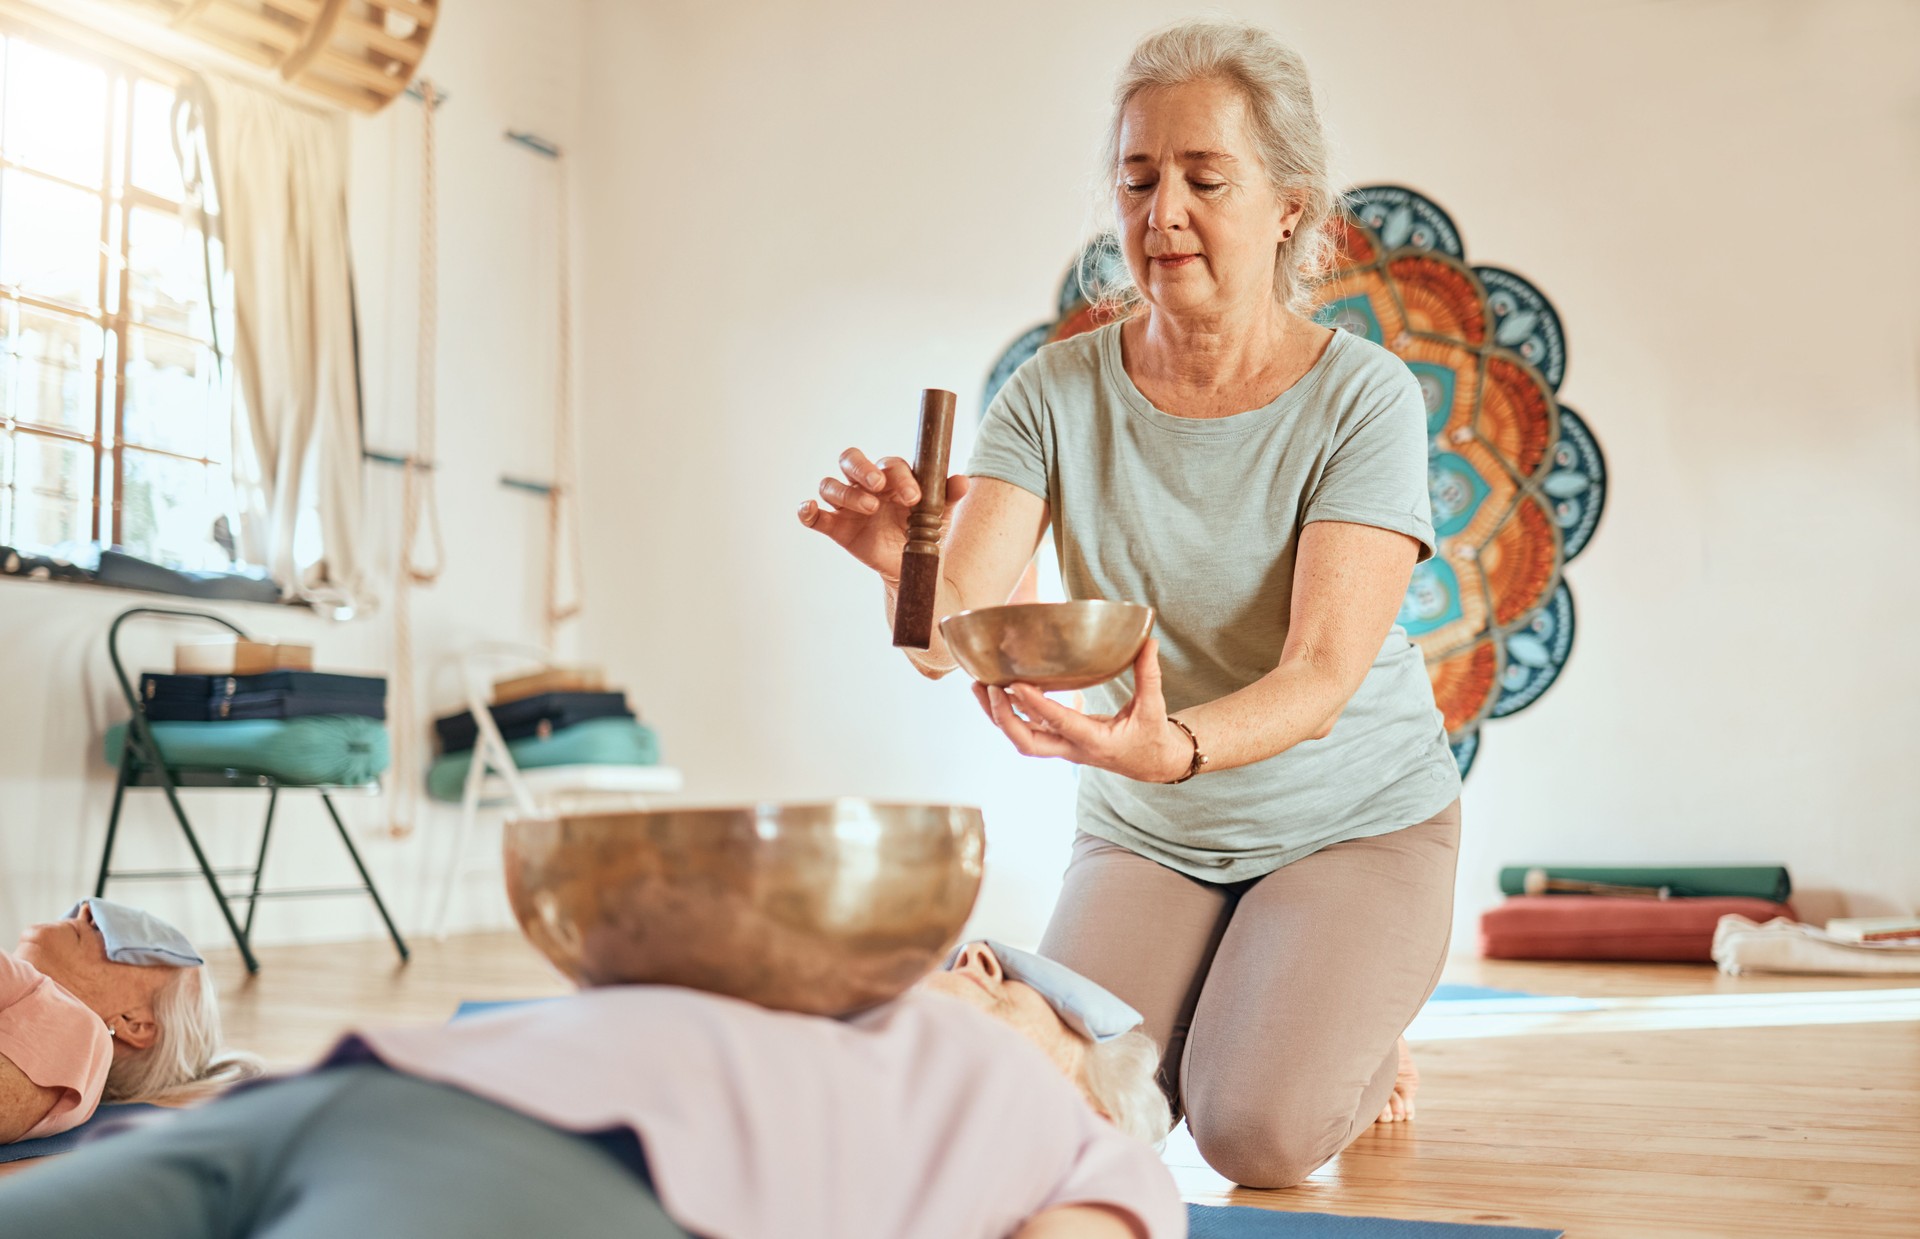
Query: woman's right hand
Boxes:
[{"xmin": 797, "ymin": 447, "xmax": 968, "ymax": 584}]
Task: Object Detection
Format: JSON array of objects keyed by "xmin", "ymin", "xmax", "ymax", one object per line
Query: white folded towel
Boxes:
[{"xmin": 1713, "ymin": 915, "xmax": 1920, "ymax": 976}]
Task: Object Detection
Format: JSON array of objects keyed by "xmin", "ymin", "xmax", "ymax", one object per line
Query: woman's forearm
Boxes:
[
  {"xmin": 0, "ymin": 1053, "xmax": 61, "ymax": 1144},
  {"xmin": 1173, "ymin": 656, "xmax": 1353, "ymax": 774}
]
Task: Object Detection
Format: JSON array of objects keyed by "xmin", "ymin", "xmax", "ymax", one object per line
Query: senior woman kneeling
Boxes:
[
  {"xmin": 0, "ymin": 942, "xmax": 1182, "ymax": 1239},
  {"xmin": 1, "ymin": 898, "xmax": 258, "ymax": 1143}
]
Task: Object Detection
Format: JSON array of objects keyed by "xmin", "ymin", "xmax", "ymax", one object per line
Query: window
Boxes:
[{"xmin": 0, "ymin": 30, "xmax": 239, "ymax": 572}]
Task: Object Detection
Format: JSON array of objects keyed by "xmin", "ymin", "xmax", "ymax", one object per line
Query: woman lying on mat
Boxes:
[
  {"xmin": 0, "ymin": 898, "xmax": 258, "ymax": 1144},
  {"xmin": 0, "ymin": 941, "xmax": 1182, "ymax": 1239}
]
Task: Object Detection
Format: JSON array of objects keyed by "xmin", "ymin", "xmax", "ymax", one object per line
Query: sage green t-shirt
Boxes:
[{"xmin": 968, "ymin": 322, "xmax": 1461, "ymax": 882}]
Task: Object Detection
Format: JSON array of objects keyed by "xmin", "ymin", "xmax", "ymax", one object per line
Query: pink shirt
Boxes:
[
  {"xmin": 0, "ymin": 952, "xmax": 113, "ymax": 1140},
  {"xmin": 327, "ymin": 987, "xmax": 1183, "ymax": 1239}
]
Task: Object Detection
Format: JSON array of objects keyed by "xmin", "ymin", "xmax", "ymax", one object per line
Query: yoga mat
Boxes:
[
  {"xmin": 454, "ymin": 998, "xmax": 557, "ymax": 1020},
  {"xmin": 1498, "ymin": 865, "xmax": 1790, "ymax": 903},
  {"xmin": 1427, "ymin": 984, "xmax": 1537, "ymax": 1002},
  {"xmin": 1190, "ymin": 1205, "xmax": 1560, "ymax": 1238},
  {"xmin": 451, "ymin": 988, "xmax": 1558, "ymax": 1023},
  {"xmin": 0, "ymin": 1104, "xmax": 165, "ymax": 1164}
]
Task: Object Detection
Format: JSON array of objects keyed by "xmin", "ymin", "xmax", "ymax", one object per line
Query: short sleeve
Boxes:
[
  {"xmin": 1302, "ymin": 361, "xmax": 1437, "ymax": 562},
  {"xmin": 966, "ymin": 360, "xmax": 1051, "ymax": 501},
  {"xmin": 1037, "ymin": 1121, "xmax": 1187, "ymax": 1239},
  {"xmin": 0, "ymin": 953, "xmax": 112, "ymax": 1139}
]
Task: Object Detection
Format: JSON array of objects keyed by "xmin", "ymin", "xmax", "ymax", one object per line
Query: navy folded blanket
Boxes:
[
  {"xmin": 142, "ymin": 672, "xmax": 387, "ymax": 722},
  {"xmin": 434, "ymin": 692, "xmax": 634, "ymax": 754}
]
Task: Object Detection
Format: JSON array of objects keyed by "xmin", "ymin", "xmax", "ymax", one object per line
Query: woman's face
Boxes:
[
  {"xmin": 920, "ymin": 942, "xmax": 1089, "ymax": 1079},
  {"xmin": 15, "ymin": 903, "xmax": 170, "ymax": 1053},
  {"xmin": 1113, "ymin": 77, "xmax": 1298, "ymax": 320}
]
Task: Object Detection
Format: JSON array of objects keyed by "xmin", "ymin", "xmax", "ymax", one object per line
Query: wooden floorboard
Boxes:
[{"xmin": 4, "ymin": 934, "xmax": 1917, "ymax": 1237}]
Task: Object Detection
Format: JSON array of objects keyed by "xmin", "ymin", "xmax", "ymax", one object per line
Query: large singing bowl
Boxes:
[
  {"xmin": 941, "ymin": 600, "xmax": 1155, "ymax": 692},
  {"xmin": 503, "ymin": 800, "xmax": 985, "ymax": 1016}
]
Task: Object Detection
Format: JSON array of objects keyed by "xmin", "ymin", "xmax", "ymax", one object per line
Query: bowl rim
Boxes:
[
  {"xmin": 938, "ymin": 599, "xmax": 1155, "ymax": 629},
  {"xmin": 508, "ymin": 798, "xmax": 988, "ymax": 826}
]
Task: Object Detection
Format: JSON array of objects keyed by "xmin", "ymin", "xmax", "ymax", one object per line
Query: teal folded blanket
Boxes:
[
  {"xmin": 104, "ymin": 716, "xmax": 390, "ymax": 787},
  {"xmin": 427, "ymin": 717, "xmax": 662, "ymax": 802}
]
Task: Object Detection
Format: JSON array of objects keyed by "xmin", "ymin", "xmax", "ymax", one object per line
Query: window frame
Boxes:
[{"xmin": 0, "ymin": 20, "xmax": 234, "ymax": 563}]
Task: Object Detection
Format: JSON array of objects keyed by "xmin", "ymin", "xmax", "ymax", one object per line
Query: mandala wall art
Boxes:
[{"xmin": 984, "ymin": 185, "xmax": 1606, "ymax": 778}]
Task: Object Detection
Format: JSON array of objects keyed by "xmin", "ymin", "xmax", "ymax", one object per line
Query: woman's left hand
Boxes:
[{"xmin": 972, "ymin": 637, "xmax": 1192, "ymax": 783}]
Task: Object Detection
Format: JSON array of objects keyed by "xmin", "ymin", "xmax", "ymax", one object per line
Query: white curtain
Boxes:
[{"xmin": 192, "ymin": 73, "xmax": 368, "ymax": 607}]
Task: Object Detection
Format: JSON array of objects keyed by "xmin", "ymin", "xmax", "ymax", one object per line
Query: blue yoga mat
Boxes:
[
  {"xmin": 0, "ymin": 1103, "xmax": 166, "ymax": 1164},
  {"xmin": 453, "ymin": 997, "xmax": 557, "ymax": 1020},
  {"xmin": 1190, "ymin": 1205, "xmax": 1560, "ymax": 1238},
  {"xmin": 453, "ymin": 986, "xmax": 1552, "ymax": 1023},
  {"xmin": 1427, "ymin": 984, "xmax": 1537, "ymax": 1002}
]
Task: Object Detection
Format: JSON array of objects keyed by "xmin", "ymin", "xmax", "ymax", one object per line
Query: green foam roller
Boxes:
[
  {"xmin": 104, "ymin": 716, "xmax": 390, "ymax": 787},
  {"xmin": 1498, "ymin": 865, "xmax": 1791, "ymax": 902},
  {"xmin": 426, "ymin": 717, "xmax": 663, "ymax": 803}
]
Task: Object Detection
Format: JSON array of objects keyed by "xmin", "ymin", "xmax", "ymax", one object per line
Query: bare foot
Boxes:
[{"xmin": 1376, "ymin": 1037, "xmax": 1418, "ymax": 1123}]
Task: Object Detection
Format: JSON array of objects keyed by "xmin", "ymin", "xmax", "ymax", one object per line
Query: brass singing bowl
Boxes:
[
  {"xmin": 503, "ymin": 800, "xmax": 985, "ymax": 1016},
  {"xmin": 940, "ymin": 600, "xmax": 1155, "ymax": 692}
]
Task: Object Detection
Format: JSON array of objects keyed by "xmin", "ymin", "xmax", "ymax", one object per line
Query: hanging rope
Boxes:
[
  {"xmin": 387, "ymin": 78, "xmax": 446, "ymax": 839},
  {"xmin": 544, "ymin": 156, "xmax": 584, "ymax": 650}
]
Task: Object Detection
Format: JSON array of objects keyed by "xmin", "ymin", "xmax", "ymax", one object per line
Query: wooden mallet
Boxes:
[
  {"xmin": 1522, "ymin": 868, "xmax": 1671, "ymax": 900},
  {"xmin": 891, "ymin": 388, "xmax": 957, "ymax": 651}
]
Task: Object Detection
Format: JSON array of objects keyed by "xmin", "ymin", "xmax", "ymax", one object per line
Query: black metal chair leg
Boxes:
[
  {"xmin": 241, "ymin": 786, "xmax": 280, "ymax": 941},
  {"xmin": 95, "ymin": 749, "xmax": 136, "ymax": 898},
  {"xmin": 127, "ymin": 714, "xmax": 261, "ymax": 974},
  {"xmin": 319, "ymin": 792, "xmax": 410, "ymax": 964}
]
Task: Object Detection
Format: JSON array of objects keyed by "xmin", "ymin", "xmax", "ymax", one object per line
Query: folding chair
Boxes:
[
  {"xmin": 429, "ymin": 646, "xmax": 682, "ymax": 938},
  {"xmin": 94, "ymin": 606, "xmax": 409, "ymax": 974}
]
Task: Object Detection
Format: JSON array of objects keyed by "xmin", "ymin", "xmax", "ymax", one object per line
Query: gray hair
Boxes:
[
  {"xmin": 1079, "ymin": 1028, "xmax": 1174, "ymax": 1146},
  {"xmin": 102, "ymin": 966, "xmax": 263, "ymax": 1103},
  {"xmin": 1096, "ymin": 18, "xmax": 1339, "ymax": 315}
]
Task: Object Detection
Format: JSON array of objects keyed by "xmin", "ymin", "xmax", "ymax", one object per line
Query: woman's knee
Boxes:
[{"xmin": 1186, "ymin": 1101, "xmax": 1348, "ymax": 1189}]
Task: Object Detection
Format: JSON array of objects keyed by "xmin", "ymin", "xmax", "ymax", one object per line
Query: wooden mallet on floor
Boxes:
[{"xmin": 891, "ymin": 388, "xmax": 957, "ymax": 651}]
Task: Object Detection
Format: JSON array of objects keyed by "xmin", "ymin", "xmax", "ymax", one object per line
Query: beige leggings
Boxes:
[{"xmin": 1040, "ymin": 799, "xmax": 1461, "ymax": 1189}]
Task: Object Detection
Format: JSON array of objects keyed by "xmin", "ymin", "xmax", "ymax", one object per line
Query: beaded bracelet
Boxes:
[{"xmin": 1165, "ymin": 715, "xmax": 1208, "ymax": 784}]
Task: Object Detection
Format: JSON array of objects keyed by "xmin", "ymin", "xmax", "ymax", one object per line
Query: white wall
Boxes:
[
  {"xmin": 574, "ymin": 0, "xmax": 1920, "ymax": 949},
  {"xmin": 0, "ymin": 0, "xmax": 587, "ymax": 945}
]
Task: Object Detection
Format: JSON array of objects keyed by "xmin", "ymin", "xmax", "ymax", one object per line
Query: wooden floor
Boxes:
[{"xmin": 8, "ymin": 933, "xmax": 1919, "ymax": 1237}]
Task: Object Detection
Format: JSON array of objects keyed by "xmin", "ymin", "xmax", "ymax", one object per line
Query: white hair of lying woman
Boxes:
[
  {"xmin": 102, "ymin": 965, "xmax": 263, "ymax": 1103},
  {"xmin": 1079, "ymin": 1027, "xmax": 1174, "ymax": 1146}
]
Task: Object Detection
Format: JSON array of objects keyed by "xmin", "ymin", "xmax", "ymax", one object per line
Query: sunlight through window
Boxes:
[{"xmin": 0, "ymin": 31, "xmax": 240, "ymax": 572}]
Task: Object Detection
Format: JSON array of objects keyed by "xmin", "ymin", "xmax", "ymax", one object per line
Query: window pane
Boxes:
[
  {"xmin": 122, "ymin": 446, "xmax": 232, "ymax": 569},
  {"xmin": 12, "ymin": 431, "xmax": 92, "ymax": 550},
  {"xmin": 127, "ymin": 205, "xmax": 211, "ymax": 338},
  {"xmin": 1, "ymin": 304, "xmax": 99, "ymax": 434},
  {"xmin": 0, "ymin": 170, "xmax": 103, "ymax": 308},
  {"xmin": 129, "ymin": 79, "xmax": 185, "ymax": 202},
  {"xmin": 123, "ymin": 328, "xmax": 219, "ymax": 459},
  {"xmin": 3, "ymin": 41, "xmax": 108, "ymax": 188}
]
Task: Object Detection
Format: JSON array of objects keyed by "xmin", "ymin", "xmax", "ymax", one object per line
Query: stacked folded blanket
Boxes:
[
  {"xmin": 1480, "ymin": 866, "xmax": 1796, "ymax": 963},
  {"xmin": 108, "ymin": 667, "xmax": 391, "ymax": 787},
  {"xmin": 427, "ymin": 686, "xmax": 662, "ymax": 803}
]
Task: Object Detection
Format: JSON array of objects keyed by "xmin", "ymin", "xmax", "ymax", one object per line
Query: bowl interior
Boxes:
[
  {"xmin": 503, "ymin": 800, "xmax": 985, "ymax": 1016},
  {"xmin": 939, "ymin": 600, "xmax": 1153, "ymax": 692}
]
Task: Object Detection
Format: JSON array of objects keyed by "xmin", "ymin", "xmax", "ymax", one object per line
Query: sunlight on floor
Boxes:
[{"xmin": 1407, "ymin": 986, "xmax": 1920, "ymax": 1041}]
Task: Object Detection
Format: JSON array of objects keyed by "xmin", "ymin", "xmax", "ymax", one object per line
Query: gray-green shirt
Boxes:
[{"xmin": 969, "ymin": 322, "xmax": 1461, "ymax": 882}]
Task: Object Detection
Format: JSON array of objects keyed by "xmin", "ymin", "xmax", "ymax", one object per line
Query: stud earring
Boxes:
[{"xmin": 1282, "ymin": 229, "xmax": 1294, "ymax": 240}]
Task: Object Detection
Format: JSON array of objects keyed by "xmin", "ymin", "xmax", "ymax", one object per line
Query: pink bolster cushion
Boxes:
[{"xmin": 1478, "ymin": 895, "xmax": 1796, "ymax": 962}]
